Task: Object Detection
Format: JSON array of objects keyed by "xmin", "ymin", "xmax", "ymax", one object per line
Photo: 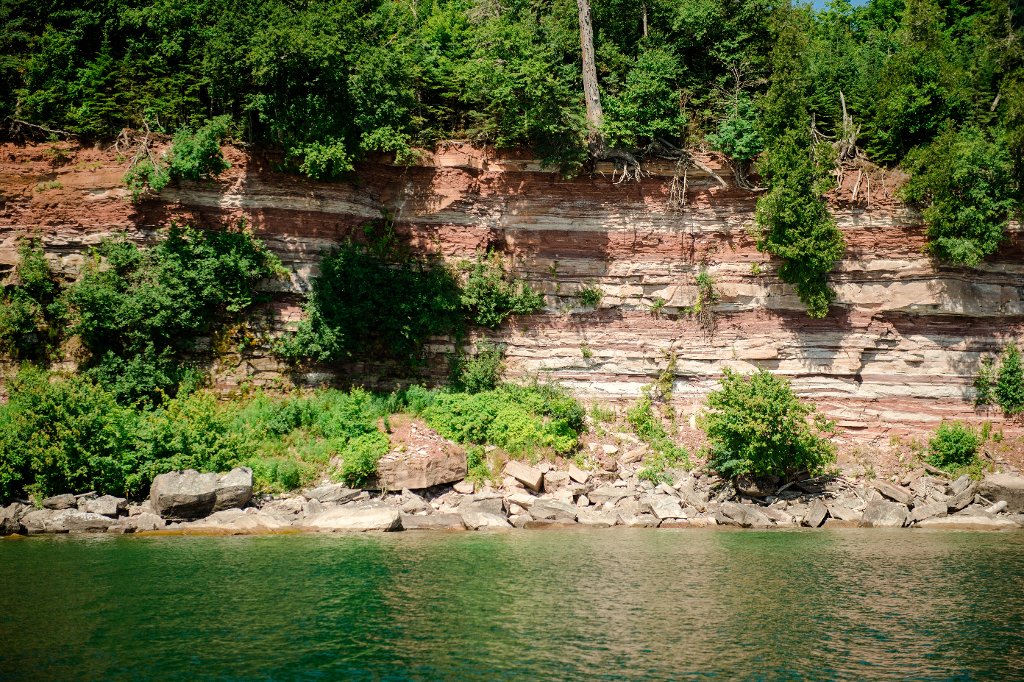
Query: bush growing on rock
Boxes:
[
  {"xmin": 627, "ymin": 397, "xmax": 690, "ymax": 483},
  {"xmin": 700, "ymin": 368, "xmax": 836, "ymax": 480},
  {"xmin": 927, "ymin": 421, "xmax": 980, "ymax": 471},
  {"xmin": 996, "ymin": 344, "xmax": 1024, "ymax": 416}
]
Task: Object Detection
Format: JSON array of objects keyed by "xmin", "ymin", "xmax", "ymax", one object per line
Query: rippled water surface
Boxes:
[{"xmin": 1, "ymin": 529, "xmax": 1022, "ymax": 681}]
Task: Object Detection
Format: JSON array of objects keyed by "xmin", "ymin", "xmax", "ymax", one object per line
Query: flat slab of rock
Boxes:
[
  {"xmin": 568, "ymin": 464, "xmax": 590, "ymax": 484},
  {"xmin": 873, "ymin": 480, "xmax": 912, "ymax": 505},
  {"xmin": 84, "ymin": 495, "xmax": 127, "ymax": 518},
  {"xmin": 910, "ymin": 501, "xmax": 947, "ymax": 524},
  {"xmin": 529, "ymin": 498, "xmax": 577, "ymax": 523},
  {"xmin": 504, "ymin": 461, "xmax": 543, "ymax": 492},
  {"xmin": 916, "ymin": 516, "xmax": 1020, "ymax": 531},
  {"xmin": 860, "ymin": 499, "xmax": 908, "ymax": 528},
  {"xmin": 305, "ymin": 505, "xmax": 401, "ymax": 532},
  {"xmin": 214, "ymin": 467, "xmax": 254, "ymax": 511},
  {"xmin": 400, "ymin": 513, "xmax": 465, "ymax": 530},
  {"xmin": 543, "ymin": 471, "xmax": 570, "ymax": 491},
  {"xmin": 589, "ymin": 486, "xmax": 631, "ymax": 505},
  {"xmin": 721, "ymin": 502, "xmax": 772, "ymax": 528},
  {"xmin": 121, "ymin": 512, "xmax": 166, "ymax": 532},
  {"xmin": 22, "ymin": 509, "xmax": 114, "ymax": 533},
  {"xmin": 461, "ymin": 510, "xmax": 512, "ymax": 530},
  {"xmin": 42, "ymin": 494, "xmax": 77, "ymax": 510},
  {"xmin": 979, "ymin": 474, "xmax": 1024, "ymax": 513},
  {"xmin": 947, "ymin": 481, "xmax": 979, "ymax": 512},
  {"xmin": 376, "ymin": 425, "xmax": 467, "ymax": 490},
  {"xmin": 804, "ymin": 499, "xmax": 828, "ymax": 528},
  {"xmin": 150, "ymin": 470, "xmax": 218, "ymax": 519},
  {"xmin": 305, "ymin": 484, "xmax": 362, "ymax": 504},
  {"xmin": 641, "ymin": 495, "xmax": 685, "ymax": 520},
  {"xmin": 577, "ymin": 509, "xmax": 620, "ymax": 527}
]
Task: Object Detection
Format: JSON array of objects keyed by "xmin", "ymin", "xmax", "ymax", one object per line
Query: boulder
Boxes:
[
  {"xmin": 721, "ymin": 502, "xmax": 772, "ymax": 528},
  {"xmin": 506, "ymin": 492, "xmax": 537, "ymax": 509},
  {"xmin": 150, "ymin": 470, "xmax": 219, "ymax": 519},
  {"xmin": 504, "ymin": 461, "xmax": 543, "ymax": 492},
  {"xmin": 985, "ymin": 500, "xmax": 1008, "ymax": 515},
  {"xmin": 41, "ymin": 494, "xmax": 77, "ymax": 510},
  {"xmin": 20, "ymin": 509, "xmax": 62, "ymax": 534},
  {"xmin": 213, "ymin": 467, "xmax": 254, "ymax": 511},
  {"xmin": 589, "ymin": 486, "xmax": 631, "ymax": 505},
  {"xmin": 400, "ymin": 513, "xmax": 465, "ymax": 530},
  {"xmin": 543, "ymin": 471, "xmax": 570, "ymax": 491},
  {"xmin": 452, "ymin": 480, "xmax": 475, "ymax": 495},
  {"xmin": 910, "ymin": 501, "xmax": 947, "ymax": 524},
  {"xmin": 915, "ymin": 516, "xmax": 1020, "ymax": 531},
  {"xmin": 83, "ymin": 495, "xmax": 127, "ymax": 518},
  {"xmin": 376, "ymin": 444, "xmax": 467, "ymax": 491},
  {"xmin": 304, "ymin": 483, "xmax": 361, "ymax": 504},
  {"xmin": 121, "ymin": 512, "xmax": 166, "ymax": 532},
  {"xmin": 825, "ymin": 502, "xmax": 862, "ymax": 522},
  {"xmin": 949, "ymin": 475, "xmax": 974, "ymax": 496},
  {"xmin": 183, "ymin": 508, "xmax": 292, "ymax": 534},
  {"xmin": 872, "ymin": 480, "xmax": 912, "ymax": 506},
  {"xmin": 24, "ymin": 509, "xmax": 113, "ymax": 534},
  {"xmin": 400, "ymin": 494, "xmax": 429, "ymax": 514},
  {"xmin": 979, "ymin": 474, "xmax": 1024, "ymax": 513},
  {"xmin": 803, "ymin": 499, "xmax": 828, "ymax": 528},
  {"xmin": 460, "ymin": 510, "xmax": 512, "ymax": 530},
  {"xmin": 577, "ymin": 509, "xmax": 620, "ymax": 527},
  {"xmin": 529, "ymin": 498, "xmax": 577, "ymax": 523},
  {"xmin": 761, "ymin": 506, "xmax": 796, "ymax": 527},
  {"xmin": 859, "ymin": 499, "xmax": 908, "ymax": 528},
  {"xmin": 568, "ymin": 464, "xmax": 590, "ymax": 484},
  {"xmin": 463, "ymin": 496, "xmax": 504, "ymax": 516},
  {"xmin": 305, "ymin": 504, "xmax": 402, "ymax": 531},
  {"xmin": 946, "ymin": 481, "xmax": 979, "ymax": 513},
  {"xmin": 623, "ymin": 513, "xmax": 659, "ymax": 528},
  {"xmin": 641, "ymin": 495, "xmax": 685, "ymax": 521},
  {"xmin": 0, "ymin": 503, "xmax": 26, "ymax": 535},
  {"xmin": 576, "ymin": 495, "xmax": 591, "ymax": 507}
]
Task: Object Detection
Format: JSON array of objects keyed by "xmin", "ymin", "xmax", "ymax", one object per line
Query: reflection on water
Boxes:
[{"xmin": 1, "ymin": 529, "xmax": 1022, "ymax": 681}]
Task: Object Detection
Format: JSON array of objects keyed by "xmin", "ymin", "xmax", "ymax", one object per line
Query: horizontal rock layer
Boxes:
[{"xmin": 2, "ymin": 141, "xmax": 1022, "ymax": 444}]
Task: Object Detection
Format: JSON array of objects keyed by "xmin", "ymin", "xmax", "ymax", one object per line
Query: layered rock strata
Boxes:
[{"xmin": 2, "ymin": 141, "xmax": 1022, "ymax": 444}]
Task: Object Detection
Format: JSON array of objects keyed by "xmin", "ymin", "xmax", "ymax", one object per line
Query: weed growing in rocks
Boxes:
[
  {"xmin": 576, "ymin": 285, "xmax": 603, "ymax": 307},
  {"xmin": 927, "ymin": 421, "xmax": 981, "ymax": 473}
]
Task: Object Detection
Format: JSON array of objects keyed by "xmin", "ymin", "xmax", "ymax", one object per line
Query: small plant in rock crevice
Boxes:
[{"xmin": 576, "ymin": 284, "xmax": 603, "ymax": 308}]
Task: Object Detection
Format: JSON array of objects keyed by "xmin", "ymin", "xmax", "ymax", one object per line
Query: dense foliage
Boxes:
[
  {"xmin": 0, "ymin": 239, "xmax": 64, "ymax": 362},
  {"xmin": 700, "ymin": 368, "xmax": 836, "ymax": 480},
  {"xmin": 996, "ymin": 343, "xmax": 1024, "ymax": 416},
  {"xmin": 280, "ymin": 238, "xmax": 542, "ymax": 366},
  {"xmin": 927, "ymin": 421, "xmax": 981, "ymax": 471}
]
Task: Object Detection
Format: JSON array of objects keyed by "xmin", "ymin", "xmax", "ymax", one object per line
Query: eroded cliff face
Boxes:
[{"xmin": 2, "ymin": 140, "xmax": 1023, "ymax": 448}]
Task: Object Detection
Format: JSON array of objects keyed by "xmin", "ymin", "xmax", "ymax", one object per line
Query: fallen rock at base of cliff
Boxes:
[
  {"xmin": 860, "ymin": 499, "xmax": 909, "ymax": 528},
  {"xmin": 375, "ymin": 420, "xmax": 467, "ymax": 490},
  {"xmin": 41, "ymin": 494, "xmax": 77, "ymax": 510},
  {"xmin": 83, "ymin": 495, "xmax": 127, "ymax": 518},
  {"xmin": 979, "ymin": 474, "xmax": 1024, "ymax": 513},
  {"xmin": 910, "ymin": 501, "xmax": 947, "ymax": 524},
  {"xmin": 504, "ymin": 461, "xmax": 543, "ymax": 492},
  {"xmin": 304, "ymin": 484, "xmax": 362, "ymax": 504},
  {"xmin": 461, "ymin": 510, "xmax": 512, "ymax": 530},
  {"xmin": 872, "ymin": 480, "xmax": 912, "ymax": 506},
  {"xmin": 118, "ymin": 512, "xmax": 166, "ymax": 533},
  {"xmin": 21, "ymin": 509, "xmax": 114, "ymax": 534},
  {"xmin": 915, "ymin": 516, "xmax": 1020, "ymax": 531},
  {"xmin": 529, "ymin": 498, "xmax": 578, "ymax": 523},
  {"xmin": 577, "ymin": 509, "xmax": 620, "ymax": 527},
  {"xmin": 803, "ymin": 499, "xmax": 829, "ymax": 528},
  {"xmin": 640, "ymin": 495, "xmax": 685, "ymax": 521},
  {"xmin": 720, "ymin": 502, "xmax": 773, "ymax": 528},
  {"xmin": 400, "ymin": 513, "xmax": 465, "ymax": 530},
  {"xmin": 214, "ymin": 467, "xmax": 254, "ymax": 512},
  {"xmin": 178, "ymin": 508, "xmax": 293, "ymax": 534},
  {"xmin": 0, "ymin": 503, "xmax": 27, "ymax": 535},
  {"xmin": 304, "ymin": 504, "xmax": 402, "ymax": 532},
  {"xmin": 150, "ymin": 470, "xmax": 219, "ymax": 519}
]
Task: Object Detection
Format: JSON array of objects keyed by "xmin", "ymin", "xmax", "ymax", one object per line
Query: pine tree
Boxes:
[
  {"xmin": 996, "ymin": 344, "xmax": 1024, "ymax": 416},
  {"xmin": 974, "ymin": 356, "xmax": 995, "ymax": 407}
]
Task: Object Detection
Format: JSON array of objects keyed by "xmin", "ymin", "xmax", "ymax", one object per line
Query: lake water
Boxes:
[{"xmin": 1, "ymin": 529, "xmax": 1022, "ymax": 681}]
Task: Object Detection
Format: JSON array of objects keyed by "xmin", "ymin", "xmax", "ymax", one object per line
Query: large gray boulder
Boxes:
[
  {"xmin": 149, "ymin": 470, "xmax": 218, "ymax": 519},
  {"xmin": 640, "ymin": 495, "xmax": 685, "ymax": 520},
  {"xmin": 400, "ymin": 513, "xmax": 465, "ymax": 530},
  {"xmin": 979, "ymin": 474, "xmax": 1024, "ymax": 513},
  {"xmin": 460, "ymin": 510, "xmax": 512, "ymax": 530},
  {"xmin": 860, "ymin": 499, "xmax": 908, "ymax": 528},
  {"xmin": 873, "ymin": 480, "xmax": 912, "ymax": 506},
  {"xmin": 529, "ymin": 498, "xmax": 577, "ymax": 523},
  {"xmin": 213, "ymin": 467, "xmax": 254, "ymax": 511},
  {"xmin": 22, "ymin": 509, "xmax": 113, "ymax": 533},
  {"xmin": 304, "ymin": 504, "xmax": 402, "ymax": 531},
  {"xmin": 803, "ymin": 499, "xmax": 829, "ymax": 528},
  {"xmin": 0, "ymin": 503, "xmax": 27, "ymax": 535},
  {"xmin": 84, "ymin": 495, "xmax": 127, "ymax": 518},
  {"xmin": 910, "ymin": 501, "xmax": 947, "ymax": 524},
  {"xmin": 304, "ymin": 483, "xmax": 362, "ymax": 504}
]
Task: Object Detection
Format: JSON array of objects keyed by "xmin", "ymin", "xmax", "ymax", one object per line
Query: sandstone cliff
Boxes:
[{"xmin": 2, "ymin": 140, "xmax": 1022, "ymax": 454}]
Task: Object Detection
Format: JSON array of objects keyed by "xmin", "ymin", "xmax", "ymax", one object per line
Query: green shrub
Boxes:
[
  {"xmin": 996, "ymin": 344, "xmax": 1024, "ymax": 416},
  {"xmin": 927, "ymin": 421, "xmax": 980, "ymax": 471},
  {"xmin": 451, "ymin": 342, "xmax": 505, "ymax": 393},
  {"xmin": 0, "ymin": 239, "xmax": 63, "ymax": 361},
  {"xmin": 465, "ymin": 445, "xmax": 494, "ymax": 484},
  {"xmin": 627, "ymin": 396, "xmax": 690, "ymax": 483},
  {"xmin": 577, "ymin": 285, "xmax": 603, "ymax": 307},
  {"xmin": 700, "ymin": 368, "xmax": 836, "ymax": 480},
  {"xmin": 0, "ymin": 367, "xmax": 139, "ymax": 500},
  {"xmin": 974, "ymin": 356, "xmax": 996, "ymax": 407},
  {"xmin": 124, "ymin": 116, "xmax": 232, "ymax": 200},
  {"xmin": 338, "ymin": 431, "xmax": 390, "ymax": 487},
  {"xmin": 460, "ymin": 252, "xmax": 544, "ymax": 328}
]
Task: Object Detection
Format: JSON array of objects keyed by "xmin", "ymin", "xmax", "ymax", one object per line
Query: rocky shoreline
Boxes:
[{"xmin": 3, "ymin": 459, "xmax": 1024, "ymax": 536}]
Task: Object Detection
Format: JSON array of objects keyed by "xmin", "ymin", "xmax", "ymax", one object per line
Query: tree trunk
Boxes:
[{"xmin": 576, "ymin": 0, "xmax": 604, "ymax": 149}]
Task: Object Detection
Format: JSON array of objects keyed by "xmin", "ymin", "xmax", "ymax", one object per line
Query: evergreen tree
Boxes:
[{"xmin": 996, "ymin": 343, "xmax": 1024, "ymax": 416}]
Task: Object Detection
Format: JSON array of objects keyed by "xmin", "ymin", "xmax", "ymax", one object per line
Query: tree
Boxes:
[
  {"xmin": 576, "ymin": 0, "xmax": 603, "ymax": 149},
  {"xmin": 700, "ymin": 368, "xmax": 836, "ymax": 480},
  {"xmin": 996, "ymin": 343, "xmax": 1024, "ymax": 416}
]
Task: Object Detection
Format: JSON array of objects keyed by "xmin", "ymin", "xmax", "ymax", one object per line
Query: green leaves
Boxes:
[
  {"xmin": 700, "ymin": 368, "xmax": 836, "ymax": 480},
  {"xmin": 927, "ymin": 421, "xmax": 980, "ymax": 471},
  {"xmin": 996, "ymin": 344, "xmax": 1024, "ymax": 417},
  {"xmin": 901, "ymin": 126, "xmax": 1013, "ymax": 266}
]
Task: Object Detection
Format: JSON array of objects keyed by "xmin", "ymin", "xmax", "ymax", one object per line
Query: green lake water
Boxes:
[{"xmin": 1, "ymin": 528, "xmax": 1022, "ymax": 681}]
